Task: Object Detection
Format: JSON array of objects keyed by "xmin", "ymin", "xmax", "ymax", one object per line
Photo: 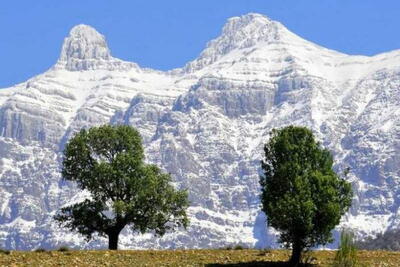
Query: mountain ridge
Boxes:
[{"xmin": 1, "ymin": 13, "xmax": 400, "ymax": 250}]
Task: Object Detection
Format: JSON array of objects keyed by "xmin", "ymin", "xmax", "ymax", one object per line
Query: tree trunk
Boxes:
[
  {"xmin": 107, "ymin": 216, "xmax": 125, "ymax": 250},
  {"xmin": 289, "ymin": 241, "xmax": 302, "ymax": 266},
  {"xmin": 108, "ymin": 230, "xmax": 120, "ymax": 250}
]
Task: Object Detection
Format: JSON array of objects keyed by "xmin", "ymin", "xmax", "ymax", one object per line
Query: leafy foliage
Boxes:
[
  {"xmin": 54, "ymin": 125, "xmax": 189, "ymax": 249},
  {"xmin": 332, "ymin": 230, "xmax": 358, "ymax": 267},
  {"xmin": 260, "ymin": 126, "xmax": 353, "ymax": 265}
]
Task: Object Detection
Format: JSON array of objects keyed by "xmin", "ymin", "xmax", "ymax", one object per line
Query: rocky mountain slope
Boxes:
[{"xmin": 1, "ymin": 13, "xmax": 400, "ymax": 250}]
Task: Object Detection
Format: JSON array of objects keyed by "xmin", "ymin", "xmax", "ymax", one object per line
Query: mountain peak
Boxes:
[
  {"xmin": 57, "ymin": 24, "xmax": 112, "ymax": 71},
  {"xmin": 183, "ymin": 13, "xmax": 286, "ymax": 72},
  {"xmin": 220, "ymin": 13, "xmax": 281, "ymax": 44},
  {"xmin": 223, "ymin": 13, "xmax": 273, "ymax": 32},
  {"xmin": 68, "ymin": 24, "xmax": 106, "ymax": 41}
]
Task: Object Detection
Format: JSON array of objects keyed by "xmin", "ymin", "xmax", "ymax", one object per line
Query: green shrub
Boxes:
[
  {"xmin": 332, "ymin": 230, "xmax": 358, "ymax": 267},
  {"xmin": 58, "ymin": 246, "xmax": 70, "ymax": 252},
  {"xmin": 233, "ymin": 244, "xmax": 245, "ymax": 250},
  {"xmin": 34, "ymin": 248, "xmax": 46, "ymax": 253},
  {"xmin": 0, "ymin": 248, "xmax": 10, "ymax": 255}
]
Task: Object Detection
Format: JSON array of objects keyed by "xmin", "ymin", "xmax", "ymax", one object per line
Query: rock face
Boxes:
[
  {"xmin": 1, "ymin": 14, "xmax": 400, "ymax": 250},
  {"xmin": 56, "ymin": 24, "xmax": 135, "ymax": 71}
]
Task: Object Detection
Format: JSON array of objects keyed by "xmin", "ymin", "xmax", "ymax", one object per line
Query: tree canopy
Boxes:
[
  {"xmin": 55, "ymin": 125, "xmax": 189, "ymax": 250},
  {"xmin": 260, "ymin": 126, "xmax": 352, "ymax": 265}
]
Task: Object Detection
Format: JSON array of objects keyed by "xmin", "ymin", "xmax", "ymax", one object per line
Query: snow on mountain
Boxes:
[{"xmin": 1, "ymin": 13, "xmax": 400, "ymax": 250}]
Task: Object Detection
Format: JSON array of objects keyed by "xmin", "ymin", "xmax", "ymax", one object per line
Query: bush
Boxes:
[
  {"xmin": 34, "ymin": 248, "xmax": 46, "ymax": 253},
  {"xmin": 0, "ymin": 248, "xmax": 10, "ymax": 255},
  {"xmin": 233, "ymin": 244, "xmax": 245, "ymax": 250},
  {"xmin": 332, "ymin": 230, "xmax": 358, "ymax": 267},
  {"xmin": 58, "ymin": 246, "xmax": 70, "ymax": 252}
]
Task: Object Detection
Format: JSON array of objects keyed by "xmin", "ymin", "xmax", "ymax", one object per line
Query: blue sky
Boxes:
[{"xmin": 1, "ymin": 0, "xmax": 400, "ymax": 87}]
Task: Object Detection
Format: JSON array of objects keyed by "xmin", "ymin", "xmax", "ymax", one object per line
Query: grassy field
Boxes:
[{"xmin": 1, "ymin": 249, "xmax": 399, "ymax": 266}]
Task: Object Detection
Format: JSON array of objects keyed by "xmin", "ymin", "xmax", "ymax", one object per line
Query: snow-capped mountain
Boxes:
[{"xmin": 1, "ymin": 13, "xmax": 400, "ymax": 250}]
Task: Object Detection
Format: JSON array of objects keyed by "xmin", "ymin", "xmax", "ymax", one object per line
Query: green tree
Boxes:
[
  {"xmin": 55, "ymin": 125, "xmax": 189, "ymax": 250},
  {"xmin": 259, "ymin": 126, "xmax": 352, "ymax": 266}
]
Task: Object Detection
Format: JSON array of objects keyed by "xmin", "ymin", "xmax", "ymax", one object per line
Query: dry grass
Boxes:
[{"xmin": 0, "ymin": 249, "xmax": 399, "ymax": 266}]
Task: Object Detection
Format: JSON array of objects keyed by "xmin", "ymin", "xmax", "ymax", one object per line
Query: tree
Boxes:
[
  {"xmin": 259, "ymin": 126, "xmax": 352, "ymax": 266},
  {"xmin": 54, "ymin": 125, "xmax": 189, "ymax": 250}
]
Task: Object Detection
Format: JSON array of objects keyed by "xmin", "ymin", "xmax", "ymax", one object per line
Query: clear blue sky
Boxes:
[{"xmin": 1, "ymin": 0, "xmax": 400, "ymax": 87}]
